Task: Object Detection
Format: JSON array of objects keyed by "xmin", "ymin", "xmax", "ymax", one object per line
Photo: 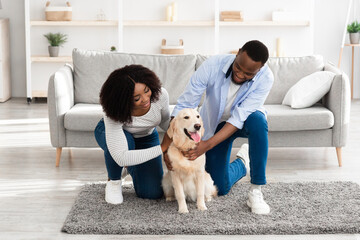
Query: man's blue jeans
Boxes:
[
  {"xmin": 94, "ymin": 119, "xmax": 163, "ymax": 199},
  {"xmin": 205, "ymin": 111, "xmax": 268, "ymax": 196}
]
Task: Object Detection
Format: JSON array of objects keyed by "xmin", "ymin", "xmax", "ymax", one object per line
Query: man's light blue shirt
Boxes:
[{"xmin": 172, "ymin": 54, "xmax": 274, "ymax": 141}]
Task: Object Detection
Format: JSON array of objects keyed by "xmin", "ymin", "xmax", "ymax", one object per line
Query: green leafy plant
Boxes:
[
  {"xmin": 347, "ymin": 21, "xmax": 360, "ymax": 33},
  {"xmin": 43, "ymin": 32, "xmax": 68, "ymax": 47},
  {"xmin": 110, "ymin": 46, "xmax": 117, "ymax": 51}
]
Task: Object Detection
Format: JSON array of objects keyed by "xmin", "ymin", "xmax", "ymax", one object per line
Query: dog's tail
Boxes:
[
  {"xmin": 212, "ymin": 186, "xmax": 218, "ymax": 197},
  {"xmin": 121, "ymin": 167, "xmax": 129, "ymax": 180},
  {"xmin": 205, "ymin": 172, "xmax": 218, "ymax": 198}
]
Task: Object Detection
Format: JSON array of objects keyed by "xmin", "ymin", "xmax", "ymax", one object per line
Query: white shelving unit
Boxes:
[
  {"xmin": 24, "ymin": 0, "xmax": 121, "ymax": 102},
  {"xmin": 31, "ymin": 56, "xmax": 73, "ymax": 63},
  {"xmin": 123, "ymin": 20, "xmax": 214, "ymax": 27},
  {"xmin": 219, "ymin": 21, "xmax": 310, "ymax": 27},
  {"xmin": 30, "ymin": 20, "xmax": 118, "ymax": 26},
  {"xmin": 24, "ymin": 0, "xmax": 311, "ymax": 102}
]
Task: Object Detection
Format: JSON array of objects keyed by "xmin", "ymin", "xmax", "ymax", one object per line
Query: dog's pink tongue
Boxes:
[{"xmin": 190, "ymin": 132, "xmax": 201, "ymax": 143}]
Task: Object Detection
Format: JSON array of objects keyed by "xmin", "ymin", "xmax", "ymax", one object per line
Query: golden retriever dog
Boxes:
[{"xmin": 162, "ymin": 108, "xmax": 217, "ymax": 213}]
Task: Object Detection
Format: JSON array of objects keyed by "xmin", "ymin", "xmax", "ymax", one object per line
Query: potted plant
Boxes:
[
  {"xmin": 347, "ymin": 20, "xmax": 360, "ymax": 44},
  {"xmin": 43, "ymin": 32, "xmax": 68, "ymax": 57}
]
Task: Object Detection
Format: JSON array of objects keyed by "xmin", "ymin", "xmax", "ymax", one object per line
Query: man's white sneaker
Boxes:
[
  {"xmin": 236, "ymin": 143, "xmax": 250, "ymax": 175},
  {"xmin": 105, "ymin": 180, "xmax": 123, "ymax": 204},
  {"xmin": 247, "ymin": 189, "xmax": 270, "ymax": 214}
]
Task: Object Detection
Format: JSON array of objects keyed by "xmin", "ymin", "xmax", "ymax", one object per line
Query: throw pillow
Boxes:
[{"xmin": 282, "ymin": 71, "xmax": 335, "ymax": 108}]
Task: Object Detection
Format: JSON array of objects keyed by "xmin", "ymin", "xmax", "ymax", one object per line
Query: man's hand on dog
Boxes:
[{"xmin": 182, "ymin": 140, "xmax": 210, "ymax": 161}]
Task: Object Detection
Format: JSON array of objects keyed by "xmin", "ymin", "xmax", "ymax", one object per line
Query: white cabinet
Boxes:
[
  {"xmin": 25, "ymin": 0, "xmax": 312, "ymax": 101},
  {"xmin": 0, "ymin": 18, "xmax": 10, "ymax": 103}
]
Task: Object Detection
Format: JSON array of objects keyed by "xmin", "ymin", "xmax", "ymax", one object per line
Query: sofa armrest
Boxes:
[
  {"xmin": 48, "ymin": 64, "xmax": 74, "ymax": 147},
  {"xmin": 322, "ymin": 62, "xmax": 351, "ymax": 147}
]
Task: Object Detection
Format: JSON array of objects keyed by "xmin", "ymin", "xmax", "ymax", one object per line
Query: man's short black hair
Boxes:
[
  {"xmin": 100, "ymin": 64, "xmax": 161, "ymax": 124},
  {"xmin": 240, "ymin": 40, "xmax": 269, "ymax": 65}
]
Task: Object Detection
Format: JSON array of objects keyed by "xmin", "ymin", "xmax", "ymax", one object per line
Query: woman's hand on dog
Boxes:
[
  {"xmin": 163, "ymin": 152, "xmax": 173, "ymax": 171},
  {"xmin": 161, "ymin": 141, "xmax": 173, "ymax": 171},
  {"xmin": 182, "ymin": 140, "xmax": 210, "ymax": 161}
]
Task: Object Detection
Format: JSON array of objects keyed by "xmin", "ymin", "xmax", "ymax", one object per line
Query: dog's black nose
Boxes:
[{"xmin": 194, "ymin": 124, "xmax": 201, "ymax": 131}]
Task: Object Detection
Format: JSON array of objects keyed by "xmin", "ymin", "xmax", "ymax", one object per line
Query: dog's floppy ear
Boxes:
[
  {"xmin": 200, "ymin": 121, "xmax": 205, "ymax": 137},
  {"xmin": 167, "ymin": 118, "xmax": 176, "ymax": 139}
]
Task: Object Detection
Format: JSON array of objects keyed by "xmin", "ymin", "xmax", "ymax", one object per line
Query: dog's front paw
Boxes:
[
  {"xmin": 197, "ymin": 203, "xmax": 208, "ymax": 211},
  {"xmin": 178, "ymin": 207, "xmax": 189, "ymax": 214},
  {"xmin": 205, "ymin": 196, "xmax": 212, "ymax": 202}
]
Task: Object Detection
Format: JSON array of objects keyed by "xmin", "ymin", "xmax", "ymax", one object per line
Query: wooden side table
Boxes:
[{"xmin": 338, "ymin": 43, "xmax": 358, "ymax": 99}]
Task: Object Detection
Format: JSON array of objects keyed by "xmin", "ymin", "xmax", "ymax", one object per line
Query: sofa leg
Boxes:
[
  {"xmin": 69, "ymin": 148, "xmax": 73, "ymax": 159},
  {"xmin": 56, "ymin": 147, "xmax": 62, "ymax": 167},
  {"xmin": 336, "ymin": 147, "xmax": 342, "ymax": 167}
]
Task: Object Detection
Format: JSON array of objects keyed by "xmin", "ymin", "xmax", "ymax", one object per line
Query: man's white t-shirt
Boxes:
[{"xmin": 220, "ymin": 80, "xmax": 242, "ymax": 122}]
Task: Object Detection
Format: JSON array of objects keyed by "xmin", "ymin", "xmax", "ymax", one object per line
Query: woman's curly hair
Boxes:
[{"xmin": 100, "ymin": 64, "xmax": 161, "ymax": 124}]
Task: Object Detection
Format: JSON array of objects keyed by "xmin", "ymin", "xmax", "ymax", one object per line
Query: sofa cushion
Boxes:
[
  {"xmin": 196, "ymin": 55, "xmax": 325, "ymax": 105},
  {"xmin": 64, "ymin": 104, "xmax": 334, "ymax": 133},
  {"xmin": 282, "ymin": 71, "xmax": 335, "ymax": 108},
  {"xmin": 265, "ymin": 104, "xmax": 334, "ymax": 131},
  {"xmin": 266, "ymin": 55, "xmax": 325, "ymax": 104},
  {"xmin": 196, "ymin": 54, "xmax": 211, "ymax": 70},
  {"xmin": 65, "ymin": 104, "xmax": 177, "ymax": 132},
  {"xmin": 64, "ymin": 104, "xmax": 103, "ymax": 131},
  {"xmin": 73, "ymin": 49, "xmax": 197, "ymax": 105}
]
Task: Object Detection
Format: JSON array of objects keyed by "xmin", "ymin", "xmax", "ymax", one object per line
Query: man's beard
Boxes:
[{"xmin": 231, "ymin": 77, "xmax": 245, "ymax": 85}]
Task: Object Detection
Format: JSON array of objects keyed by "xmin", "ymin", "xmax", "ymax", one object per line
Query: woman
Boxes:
[{"xmin": 94, "ymin": 64, "xmax": 171, "ymax": 204}]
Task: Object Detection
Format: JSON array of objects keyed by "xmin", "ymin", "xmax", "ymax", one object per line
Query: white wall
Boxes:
[
  {"xmin": 0, "ymin": 0, "xmax": 359, "ymax": 98},
  {"xmin": 314, "ymin": 0, "xmax": 348, "ymax": 63},
  {"xmin": 314, "ymin": 0, "xmax": 358, "ymax": 99},
  {"xmin": 0, "ymin": 0, "xmax": 26, "ymax": 98}
]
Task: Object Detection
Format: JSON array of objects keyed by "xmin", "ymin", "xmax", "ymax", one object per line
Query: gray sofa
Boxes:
[{"xmin": 48, "ymin": 49, "xmax": 351, "ymax": 167}]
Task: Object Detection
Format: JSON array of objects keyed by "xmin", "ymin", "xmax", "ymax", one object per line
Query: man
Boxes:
[{"xmin": 164, "ymin": 40, "xmax": 274, "ymax": 214}]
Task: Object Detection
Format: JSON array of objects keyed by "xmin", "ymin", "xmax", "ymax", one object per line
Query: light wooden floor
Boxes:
[{"xmin": 1, "ymin": 98, "xmax": 360, "ymax": 240}]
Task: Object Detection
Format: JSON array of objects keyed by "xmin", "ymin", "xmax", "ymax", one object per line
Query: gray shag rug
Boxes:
[{"xmin": 62, "ymin": 181, "xmax": 360, "ymax": 235}]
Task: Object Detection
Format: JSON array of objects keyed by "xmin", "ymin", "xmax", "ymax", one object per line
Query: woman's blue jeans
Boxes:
[
  {"xmin": 94, "ymin": 119, "xmax": 163, "ymax": 199},
  {"xmin": 205, "ymin": 111, "xmax": 268, "ymax": 196}
]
